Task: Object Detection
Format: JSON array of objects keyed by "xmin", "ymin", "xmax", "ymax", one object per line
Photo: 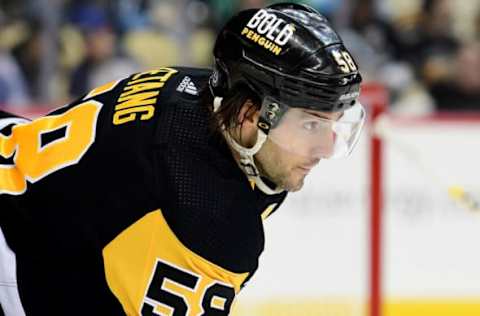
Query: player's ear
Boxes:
[{"xmin": 238, "ymin": 99, "xmax": 260, "ymax": 125}]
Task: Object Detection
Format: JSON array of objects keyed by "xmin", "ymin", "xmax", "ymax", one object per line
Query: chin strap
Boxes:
[{"xmin": 214, "ymin": 97, "xmax": 284, "ymax": 195}]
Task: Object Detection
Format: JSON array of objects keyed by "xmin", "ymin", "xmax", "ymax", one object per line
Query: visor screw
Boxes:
[
  {"xmin": 258, "ymin": 122, "xmax": 270, "ymax": 130},
  {"xmin": 267, "ymin": 111, "xmax": 276, "ymax": 121},
  {"xmin": 268, "ymin": 103, "xmax": 280, "ymax": 112}
]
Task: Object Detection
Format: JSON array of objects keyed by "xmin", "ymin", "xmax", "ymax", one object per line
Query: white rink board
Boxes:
[
  {"xmin": 383, "ymin": 121, "xmax": 480, "ymax": 297},
  {"xmin": 238, "ymin": 120, "xmax": 480, "ymax": 305}
]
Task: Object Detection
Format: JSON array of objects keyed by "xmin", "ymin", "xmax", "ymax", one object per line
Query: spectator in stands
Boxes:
[
  {"xmin": 11, "ymin": 20, "xmax": 44, "ymax": 101},
  {"xmin": 475, "ymin": 7, "xmax": 480, "ymax": 41},
  {"xmin": 0, "ymin": 49, "xmax": 31, "ymax": 107},
  {"xmin": 339, "ymin": 0, "xmax": 415, "ymax": 106},
  {"xmin": 411, "ymin": 0, "xmax": 459, "ymax": 92},
  {"xmin": 0, "ymin": 11, "xmax": 31, "ymax": 107},
  {"xmin": 239, "ymin": 0, "xmax": 267, "ymax": 10},
  {"xmin": 107, "ymin": 0, "xmax": 151, "ymax": 35},
  {"xmin": 428, "ymin": 42, "xmax": 480, "ymax": 111},
  {"xmin": 69, "ymin": 5, "xmax": 139, "ymax": 98},
  {"xmin": 348, "ymin": 0, "xmax": 406, "ymax": 61}
]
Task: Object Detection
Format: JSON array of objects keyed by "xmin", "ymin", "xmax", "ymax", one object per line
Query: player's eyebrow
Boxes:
[{"xmin": 303, "ymin": 109, "xmax": 343, "ymax": 121}]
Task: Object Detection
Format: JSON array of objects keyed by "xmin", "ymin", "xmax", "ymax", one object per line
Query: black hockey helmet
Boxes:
[{"xmin": 210, "ymin": 2, "xmax": 363, "ymax": 131}]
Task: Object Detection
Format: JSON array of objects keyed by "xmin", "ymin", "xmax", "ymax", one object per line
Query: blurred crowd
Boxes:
[{"xmin": 0, "ymin": 0, "xmax": 479, "ymax": 113}]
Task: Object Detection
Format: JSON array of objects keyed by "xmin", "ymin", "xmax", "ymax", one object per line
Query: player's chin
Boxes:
[{"xmin": 283, "ymin": 173, "xmax": 306, "ymax": 192}]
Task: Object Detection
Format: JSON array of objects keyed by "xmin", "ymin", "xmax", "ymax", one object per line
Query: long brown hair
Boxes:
[{"xmin": 200, "ymin": 83, "xmax": 262, "ymax": 133}]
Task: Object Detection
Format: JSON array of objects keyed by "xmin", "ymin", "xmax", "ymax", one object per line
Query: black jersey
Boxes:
[{"xmin": 0, "ymin": 67, "xmax": 287, "ymax": 315}]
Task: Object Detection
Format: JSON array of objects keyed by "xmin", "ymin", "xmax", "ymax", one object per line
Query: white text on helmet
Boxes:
[
  {"xmin": 246, "ymin": 9, "xmax": 295, "ymax": 46},
  {"xmin": 338, "ymin": 91, "xmax": 360, "ymax": 101}
]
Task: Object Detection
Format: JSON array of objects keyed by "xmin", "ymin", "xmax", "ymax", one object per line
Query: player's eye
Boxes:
[{"xmin": 303, "ymin": 121, "xmax": 320, "ymax": 131}]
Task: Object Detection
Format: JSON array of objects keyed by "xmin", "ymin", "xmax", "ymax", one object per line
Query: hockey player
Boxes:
[{"xmin": 0, "ymin": 3, "xmax": 364, "ymax": 315}]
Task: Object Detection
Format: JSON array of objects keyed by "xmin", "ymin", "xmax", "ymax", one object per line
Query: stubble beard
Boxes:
[{"xmin": 254, "ymin": 141, "xmax": 306, "ymax": 192}]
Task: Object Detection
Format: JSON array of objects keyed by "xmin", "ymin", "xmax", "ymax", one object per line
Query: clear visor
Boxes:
[{"xmin": 266, "ymin": 101, "xmax": 365, "ymax": 159}]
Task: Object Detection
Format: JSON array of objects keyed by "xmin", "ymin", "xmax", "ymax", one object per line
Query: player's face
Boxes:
[
  {"xmin": 254, "ymin": 137, "xmax": 319, "ymax": 192},
  {"xmin": 254, "ymin": 110, "xmax": 341, "ymax": 192}
]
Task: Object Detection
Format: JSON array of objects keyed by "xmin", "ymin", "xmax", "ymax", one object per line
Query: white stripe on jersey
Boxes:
[{"xmin": 0, "ymin": 226, "xmax": 26, "ymax": 315}]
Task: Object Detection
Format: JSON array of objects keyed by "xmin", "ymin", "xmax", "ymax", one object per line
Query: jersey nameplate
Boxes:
[{"xmin": 113, "ymin": 68, "xmax": 178, "ymax": 125}]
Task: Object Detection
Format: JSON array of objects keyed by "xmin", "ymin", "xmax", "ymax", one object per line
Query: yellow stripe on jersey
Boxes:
[
  {"xmin": 103, "ymin": 209, "xmax": 250, "ymax": 316},
  {"xmin": 261, "ymin": 203, "xmax": 278, "ymax": 220},
  {"xmin": 83, "ymin": 80, "xmax": 120, "ymax": 100}
]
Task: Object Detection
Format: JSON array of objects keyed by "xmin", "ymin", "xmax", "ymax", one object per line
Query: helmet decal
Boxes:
[
  {"xmin": 330, "ymin": 48, "xmax": 358, "ymax": 73},
  {"xmin": 241, "ymin": 9, "xmax": 296, "ymax": 55}
]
